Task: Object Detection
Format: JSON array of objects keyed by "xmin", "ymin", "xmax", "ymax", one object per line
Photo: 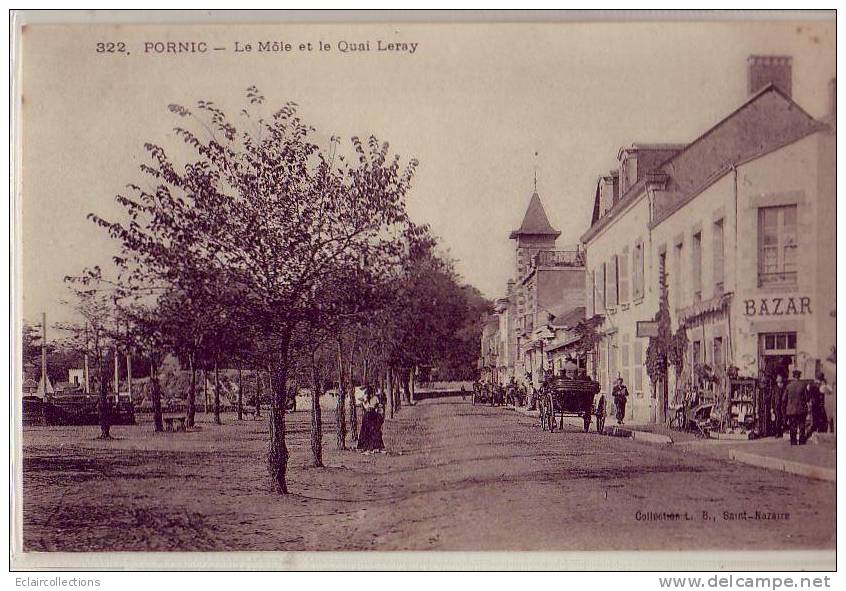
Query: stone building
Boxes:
[{"xmin": 581, "ymin": 56, "xmax": 835, "ymax": 424}]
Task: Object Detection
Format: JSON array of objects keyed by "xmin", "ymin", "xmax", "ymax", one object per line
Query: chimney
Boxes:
[{"xmin": 748, "ymin": 55, "xmax": 792, "ymax": 97}]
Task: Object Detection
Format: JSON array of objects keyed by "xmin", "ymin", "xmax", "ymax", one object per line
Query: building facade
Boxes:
[{"xmin": 581, "ymin": 56, "xmax": 835, "ymax": 424}]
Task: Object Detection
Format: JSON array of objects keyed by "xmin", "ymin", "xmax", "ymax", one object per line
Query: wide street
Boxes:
[{"xmin": 22, "ymin": 397, "xmax": 835, "ymax": 552}]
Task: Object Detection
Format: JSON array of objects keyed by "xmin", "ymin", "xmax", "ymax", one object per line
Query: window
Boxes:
[
  {"xmin": 758, "ymin": 205, "xmax": 798, "ymax": 287},
  {"xmin": 607, "ymin": 255, "xmax": 618, "ymax": 307},
  {"xmin": 692, "ymin": 340, "xmax": 702, "ymax": 365},
  {"xmin": 713, "ymin": 219, "xmax": 725, "ymax": 295},
  {"xmin": 619, "ymin": 247, "xmax": 630, "ymax": 304},
  {"xmin": 621, "ymin": 336, "xmax": 630, "ymax": 392},
  {"xmin": 633, "ymin": 240, "xmax": 645, "ymax": 300},
  {"xmin": 692, "ymin": 231, "xmax": 702, "ymax": 303},
  {"xmin": 763, "ymin": 332, "xmax": 797, "ymax": 352}
]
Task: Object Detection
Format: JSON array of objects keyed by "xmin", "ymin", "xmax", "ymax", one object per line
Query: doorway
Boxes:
[{"xmin": 759, "ymin": 332, "xmax": 797, "ymax": 379}]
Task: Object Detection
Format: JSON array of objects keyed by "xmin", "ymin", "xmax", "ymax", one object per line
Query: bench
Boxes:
[{"xmin": 163, "ymin": 416, "xmax": 186, "ymax": 432}]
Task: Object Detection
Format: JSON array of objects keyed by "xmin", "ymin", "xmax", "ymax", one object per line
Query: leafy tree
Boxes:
[
  {"xmin": 58, "ymin": 275, "xmax": 122, "ymax": 439},
  {"xmin": 90, "ymin": 88, "xmax": 417, "ymax": 494}
]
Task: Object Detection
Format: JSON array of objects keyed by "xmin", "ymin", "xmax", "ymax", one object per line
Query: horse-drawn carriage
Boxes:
[{"xmin": 538, "ymin": 375, "xmax": 600, "ymax": 432}]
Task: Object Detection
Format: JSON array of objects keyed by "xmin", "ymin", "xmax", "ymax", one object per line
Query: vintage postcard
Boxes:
[{"xmin": 10, "ymin": 11, "xmax": 837, "ymax": 571}]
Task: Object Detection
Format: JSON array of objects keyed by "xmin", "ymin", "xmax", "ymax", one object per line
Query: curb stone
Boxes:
[{"xmin": 728, "ymin": 449, "xmax": 836, "ymax": 482}]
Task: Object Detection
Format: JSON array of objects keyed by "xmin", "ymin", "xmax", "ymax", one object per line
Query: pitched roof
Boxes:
[
  {"xmin": 582, "ymin": 84, "xmax": 828, "ymax": 243},
  {"xmin": 509, "ymin": 192, "xmax": 561, "ymax": 239}
]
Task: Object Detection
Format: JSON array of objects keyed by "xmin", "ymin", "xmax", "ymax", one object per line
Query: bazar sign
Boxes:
[{"xmin": 743, "ymin": 296, "xmax": 811, "ymax": 317}]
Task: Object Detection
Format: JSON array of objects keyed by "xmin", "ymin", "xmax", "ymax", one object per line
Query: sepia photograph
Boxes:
[{"xmin": 9, "ymin": 10, "xmax": 837, "ymax": 571}]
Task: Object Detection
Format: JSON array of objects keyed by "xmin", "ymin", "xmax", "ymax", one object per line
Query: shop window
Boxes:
[
  {"xmin": 713, "ymin": 219, "xmax": 725, "ymax": 295},
  {"xmin": 758, "ymin": 205, "xmax": 798, "ymax": 287},
  {"xmin": 692, "ymin": 231, "xmax": 702, "ymax": 303}
]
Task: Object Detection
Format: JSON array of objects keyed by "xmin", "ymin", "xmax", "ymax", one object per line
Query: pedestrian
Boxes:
[
  {"xmin": 595, "ymin": 391, "xmax": 606, "ymax": 434},
  {"xmin": 357, "ymin": 385, "xmax": 385, "ymax": 452},
  {"xmin": 460, "ymin": 385, "xmax": 466, "ymax": 401},
  {"xmin": 771, "ymin": 374, "xmax": 786, "ymax": 438},
  {"xmin": 819, "ymin": 374, "xmax": 834, "ymax": 434},
  {"xmin": 785, "ymin": 370, "xmax": 809, "ymax": 445},
  {"xmin": 612, "ymin": 377, "xmax": 629, "ymax": 425},
  {"xmin": 808, "ymin": 373, "xmax": 828, "ymax": 435}
]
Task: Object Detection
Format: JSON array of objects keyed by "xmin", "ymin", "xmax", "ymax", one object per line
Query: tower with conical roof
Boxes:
[{"xmin": 509, "ymin": 186, "xmax": 561, "ymax": 280}]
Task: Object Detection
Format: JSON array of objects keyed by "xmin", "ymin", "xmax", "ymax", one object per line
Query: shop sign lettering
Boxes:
[{"xmin": 743, "ymin": 296, "xmax": 811, "ymax": 317}]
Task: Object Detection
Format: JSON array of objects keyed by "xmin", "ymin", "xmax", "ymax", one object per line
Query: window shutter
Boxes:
[
  {"xmin": 607, "ymin": 255, "xmax": 618, "ymax": 307},
  {"xmin": 619, "ymin": 247, "xmax": 630, "ymax": 303},
  {"xmin": 597, "ymin": 263, "xmax": 606, "ymax": 312}
]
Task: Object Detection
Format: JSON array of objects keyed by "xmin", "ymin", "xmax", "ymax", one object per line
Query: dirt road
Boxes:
[{"xmin": 21, "ymin": 398, "xmax": 835, "ymax": 551}]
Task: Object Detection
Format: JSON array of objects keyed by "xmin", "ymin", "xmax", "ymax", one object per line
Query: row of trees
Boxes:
[{"xmin": 62, "ymin": 87, "xmax": 490, "ymax": 494}]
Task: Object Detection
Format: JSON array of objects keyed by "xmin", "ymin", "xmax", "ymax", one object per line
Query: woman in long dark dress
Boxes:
[{"xmin": 358, "ymin": 387, "xmax": 385, "ymax": 452}]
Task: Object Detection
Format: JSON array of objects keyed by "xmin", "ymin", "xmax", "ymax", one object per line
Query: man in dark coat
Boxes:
[
  {"xmin": 612, "ymin": 377, "xmax": 629, "ymax": 425},
  {"xmin": 785, "ymin": 370, "xmax": 809, "ymax": 445}
]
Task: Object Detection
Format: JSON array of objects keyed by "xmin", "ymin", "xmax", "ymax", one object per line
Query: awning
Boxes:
[{"xmin": 678, "ymin": 293, "xmax": 733, "ymax": 327}]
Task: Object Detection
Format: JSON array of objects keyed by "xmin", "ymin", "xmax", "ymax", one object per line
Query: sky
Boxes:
[{"xmin": 19, "ymin": 19, "xmax": 835, "ymax": 325}]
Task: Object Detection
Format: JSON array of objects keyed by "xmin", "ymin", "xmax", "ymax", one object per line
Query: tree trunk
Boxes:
[
  {"xmin": 187, "ymin": 352, "xmax": 197, "ymax": 428},
  {"xmin": 203, "ymin": 367, "xmax": 209, "ymax": 413},
  {"xmin": 310, "ymin": 352, "xmax": 323, "ymax": 468},
  {"xmin": 347, "ymin": 359, "xmax": 358, "ymax": 445},
  {"xmin": 386, "ymin": 366, "xmax": 394, "ymax": 419},
  {"xmin": 410, "ymin": 366, "xmax": 416, "ymax": 405},
  {"xmin": 150, "ymin": 355, "xmax": 164, "ymax": 432},
  {"xmin": 335, "ymin": 339, "xmax": 347, "ymax": 450},
  {"xmin": 402, "ymin": 368, "xmax": 412, "ymax": 405},
  {"xmin": 394, "ymin": 368, "xmax": 402, "ymax": 413},
  {"xmin": 255, "ymin": 369, "xmax": 262, "ymax": 417},
  {"xmin": 96, "ymin": 356, "xmax": 112, "ymax": 439},
  {"xmin": 237, "ymin": 363, "xmax": 243, "ymax": 420},
  {"xmin": 213, "ymin": 357, "xmax": 222, "ymax": 425},
  {"xmin": 268, "ymin": 357, "xmax": 290, "ymax": 494}
]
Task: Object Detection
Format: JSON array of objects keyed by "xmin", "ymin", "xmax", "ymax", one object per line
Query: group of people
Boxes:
[
  {"xmin": 472, "ymin": 377, "xmax": 528, "ymax": 407},
  {"xmin": 477, "ymin": 362, "xmax": 632, "ymax": 435},
  {"xmin": 765, "ymin": 370, "xmax": 832, "ymax": 445}
]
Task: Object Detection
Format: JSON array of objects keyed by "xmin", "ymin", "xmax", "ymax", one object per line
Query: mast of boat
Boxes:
[{"xmin": 41, "ymin": 312, "xmax": 47, "ymax": 395}]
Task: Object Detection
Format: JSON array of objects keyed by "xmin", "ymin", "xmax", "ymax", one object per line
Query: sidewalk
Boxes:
[
  {"xmin": 511, "ymin": 404, "xmax": 835, "ymax": 481},
  {"xmin": 681, "ymin": 433, "xmax": 836, "ymax": 482}
]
